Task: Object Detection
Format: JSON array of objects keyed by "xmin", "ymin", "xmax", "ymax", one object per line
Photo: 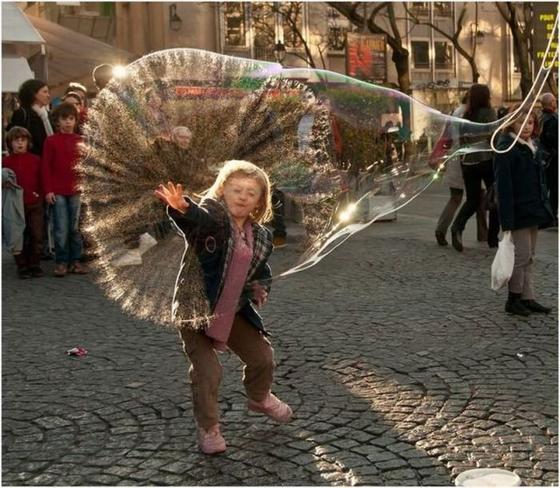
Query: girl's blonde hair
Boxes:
[{"xmin": 206, "ymin": 160, "xmax": 273, "ymax": 224}]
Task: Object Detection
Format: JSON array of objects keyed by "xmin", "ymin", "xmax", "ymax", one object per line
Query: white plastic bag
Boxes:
[{"xmin": 491, "ymin": 231, "xmax": 515, "ymax": 290}]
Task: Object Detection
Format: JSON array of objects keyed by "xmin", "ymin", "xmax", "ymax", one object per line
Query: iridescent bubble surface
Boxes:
[{"xmin": 80, "ymin": 47, "xmax": 554, "ymax": 328}]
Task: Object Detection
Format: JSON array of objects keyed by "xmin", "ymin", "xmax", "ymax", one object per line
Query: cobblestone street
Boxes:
[{"xmin": 2, "ymin": 186, "xmax": 558, "ymax": 486}]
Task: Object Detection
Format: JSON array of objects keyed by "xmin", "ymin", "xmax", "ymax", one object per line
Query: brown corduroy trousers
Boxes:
[
  {"xmin": 179, "ymin": 314, "xmax": 275, "ymax": 430},
  {"xmin": 509, "ymin": 226, "xmax": 538, "ymax": 300}
]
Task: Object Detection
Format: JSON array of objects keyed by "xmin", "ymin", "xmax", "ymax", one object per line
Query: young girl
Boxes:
[
  {"xmin": 2, "ymin": 127, "xmax": 44, "ymax": 278},
  {"xmin": 154, "ymin": 160, "xmax": 292, "ymax": 455},
  {"xmin": 494, "ymin": 107, "xmax": 554, "ymax": 316},
  {"xmin": 42, "ymin": 102, "xmax": 87, "ymax": 277}
]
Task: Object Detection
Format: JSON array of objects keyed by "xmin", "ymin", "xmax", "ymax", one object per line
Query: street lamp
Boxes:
[
  {"xmin": 274, "ymin": 40, "xmax": 286, "ymax": 65},
  {"xmin": 169, "ymin": 4, "xmax": 182, "ymax": 32},
  {"xmin": 470, "ymin": 23, "xmax": 485, "ymax": 45}
]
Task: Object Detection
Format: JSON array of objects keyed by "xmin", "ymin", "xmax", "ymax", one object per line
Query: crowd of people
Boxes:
[
  {"xmin": 1, "ymin": 63, "xmax": 557, "ymax": 457},
  {"xmin": 3, "ymin": 80, "xmax": 85, "ymax": 278},
  {"xmin": 430, "ymin": 85, "xmax": 557, "ymax": 317}
]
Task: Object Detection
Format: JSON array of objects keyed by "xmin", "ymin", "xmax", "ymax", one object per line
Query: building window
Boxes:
[
  {"xmin": 327, "ymin": 7, "xmax": 349, "ymax": 52},
  {"xmin": 224, "ymin": 3, "xmax": 247, "ymax": 47},
  {"xmin": 410, "ymin": 2, "xmax": 430, "ymax": 18},
  {"xmin": 411, "ymin": 40, "xmax": 430, "ymax": 69},
  {"xmin": 433, "ymin": 2, "xmax": 452, "ymax": 18},
  {"xmin": 434, "ymin": 41, "xmax": 453, "ymax": 69},
  {"xmin": 250, "ymin": 2, "xmax": 277, "ymax": 60},
  {"xmin": 248, "ymin": 2, "xmax": 305, "ymax": 61}
]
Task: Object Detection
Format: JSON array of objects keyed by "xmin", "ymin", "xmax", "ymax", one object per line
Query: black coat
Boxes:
[
  {"xmin": 168, "ymin": 197, "xmax": 273, "ymax": 333},
  {"xmin": 8, "ymin": 107, "xmax": 48, "ymax": 156},
  {"xmin": 540, "ymin": 110, "xmax": 558, "ymax": 162},
  {"xmin": 494, "ymin": 134, "xmax": 553, "ymax": 231}
]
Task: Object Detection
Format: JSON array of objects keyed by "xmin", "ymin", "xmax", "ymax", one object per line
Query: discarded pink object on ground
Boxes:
[{"xmin": 66, "ymin": 346, "xmax": 88, "ymax": 357}]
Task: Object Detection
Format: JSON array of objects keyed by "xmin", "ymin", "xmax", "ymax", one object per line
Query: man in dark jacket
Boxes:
[{"xmin": 540, "ymin": 93, "xmax": 558, "ymax": 223}]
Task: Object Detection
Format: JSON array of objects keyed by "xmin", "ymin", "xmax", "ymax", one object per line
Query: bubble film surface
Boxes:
[{"xmin": 79, "ymin": 47, "xmax": 550, "ymax": 329}]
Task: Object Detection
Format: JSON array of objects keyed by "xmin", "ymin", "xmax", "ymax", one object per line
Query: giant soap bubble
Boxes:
[{"xmin": 80, "ymin": 43, "xmax": 556, "ymax": 329}]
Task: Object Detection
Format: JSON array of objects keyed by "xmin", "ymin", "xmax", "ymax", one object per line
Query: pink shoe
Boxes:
[
  {"xmin": 197, "ymin": 424, "xmax": 226, "ymax": 455},
  {"xmin": 248, "ymin": 392, "xmax": 293, "ymax": 423}
]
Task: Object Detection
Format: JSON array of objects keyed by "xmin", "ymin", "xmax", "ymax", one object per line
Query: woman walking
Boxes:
[{"xmin": 451, "ymin": 84, "xmax": 499, "ymax": 251}]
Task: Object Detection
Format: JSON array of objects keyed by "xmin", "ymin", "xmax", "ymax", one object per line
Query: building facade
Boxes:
[{"xmin": 23, "ymin": 1, "xmax": 549, "ymax": 110}]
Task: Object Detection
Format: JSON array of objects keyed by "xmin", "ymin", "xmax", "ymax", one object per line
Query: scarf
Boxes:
[{"xmin": 32, "ymin": 104, "xmax": 54, "ymax": 136}]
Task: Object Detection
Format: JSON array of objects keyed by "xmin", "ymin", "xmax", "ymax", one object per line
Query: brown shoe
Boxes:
[
  {"xmin": 54, "ymin": 263, "xmax": 67, "ymax": 277},
  {"xmin": 69, "ymin": 261, "xmax": 88, "ymax": 274}
]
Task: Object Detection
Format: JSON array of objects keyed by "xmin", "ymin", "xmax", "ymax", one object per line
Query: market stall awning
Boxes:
[
  {"xmin": 2, "ymin": 56, "xmax": 35, "ymax": 92},
  {"xmin": 2, "ymin": 3, "xmax": 44, "ymax": 45},
  {"xmin": 26, "ymin": 14, "xmax": 135, "ymax": 95}
]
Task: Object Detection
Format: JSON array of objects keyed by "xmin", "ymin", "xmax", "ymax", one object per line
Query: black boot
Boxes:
[
  {"xmin": 521, "ymin": 300, "xmax": 551, "ymax": 314},
  {"xmin": 435, "ymin": 230, "xmax": 448, "ymax": 246},
  {"xmin": 17, "ymin": 267, "xmax": 32, "ymax": 279},
  {"xmin": 451, "ymin": 228, "xmax": 463, "ymax": 252},
  {"xmin": 505, "ymin": 293, "xmax": 531, "ymax": 316}
]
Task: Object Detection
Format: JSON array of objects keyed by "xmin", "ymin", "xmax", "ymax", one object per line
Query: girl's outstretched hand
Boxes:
[{"xmin": 154, "ymin": 182, "xmax": 189, "ymax": 214}]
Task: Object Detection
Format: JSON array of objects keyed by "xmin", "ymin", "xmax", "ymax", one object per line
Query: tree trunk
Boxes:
[
  {"xmin": 392, "ymin": 48, "xmax": 411, "ymax": 94},
  {"xmin": 513, "ymin": 34, "xmax": 532, "ymax": 98},
  {"xmin": 469, "ymin": 59, "xmax": 480, "ymax": 83}
]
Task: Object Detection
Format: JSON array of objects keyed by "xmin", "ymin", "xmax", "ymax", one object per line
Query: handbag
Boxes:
[
  {"xmin": 491, "ymin": 231, "xmax": 514, "ymax": 290},
  {"xmin": 428, "ymin": 123, "xmax": 452, "ymax": 169}
]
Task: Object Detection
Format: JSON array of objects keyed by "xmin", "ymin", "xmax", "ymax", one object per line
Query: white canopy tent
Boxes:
[
  {"xmin": 1, "ymin": 2, "xmax": 46, "ymax": 92},
  {"xmin": 2, "ymin": 2, "xmax": 45, "ymax": 45},
  {"xmin": 2, "ymin": 57, "xmax": 35, "ymax": 93}
]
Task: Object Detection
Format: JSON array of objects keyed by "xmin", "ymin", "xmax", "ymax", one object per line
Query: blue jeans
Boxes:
[{"xmin": 52, "ymin": 195, "xmax": 83, "ymax": 264}]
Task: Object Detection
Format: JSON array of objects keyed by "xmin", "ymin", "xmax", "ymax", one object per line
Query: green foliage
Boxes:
[{"xmin": 269, "ymin": 159, "xmax": 313, "ymax": 188}]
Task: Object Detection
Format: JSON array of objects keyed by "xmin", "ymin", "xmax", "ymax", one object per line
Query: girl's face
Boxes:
[
  {"xmin": 65, "ymin": 96, "xmax": 83, "ymax": 112},
  {"xmin": 34, "ymin": 86, "xmax": 50, "ymax": 107},
  {"xmin": 59, "ymin": 115, "xmax": 77, "ymax": 134},
  {"xmin": 222, "ymin": 175, "xmax": 263, "ymax": 223},
  {"xmin": 11, "ymin": 137, "xmax": 28, "ymax": 154},
  {"xmin": 513, "ymin": 116, "xmax": 535, "ymax": 141}
]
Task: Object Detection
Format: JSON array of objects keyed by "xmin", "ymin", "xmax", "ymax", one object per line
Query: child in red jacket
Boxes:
[
  {"xmin": 42, "ymin": 102, "xmax": 87, "ymax": 277},
  {"xmin": 3, "ymin": 127, "xmax": 44, "ymax": 278}
]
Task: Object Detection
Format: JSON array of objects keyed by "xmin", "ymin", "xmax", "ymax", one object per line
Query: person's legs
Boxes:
[
  {"xmin": 13, "ymin": 253, "xmax": 30, "ymax": 278},
  {"xmin": 67, "ymin": 194, "xmax": 83, "ymax": 263},
  {"xmin": 520, "ymin": 228, "xmax": 551, "ymax": 313},
  {"xmin": 520, "ymin": 227, "xmax": 537, "ymax": 300},
  {"xmin": 507, "ymin": 228, "xmax": 532, "ymax": 316},
  {"xmin": 25, "ymin": 202, "xmax": 44, "ymax": 274},
  {"xmin": 546, "ymin": 161, "xmax": 558, "ymax": 222},
  {"xmin": 476, "ymin": 190, "xmax": 488, "ymax": 242},
  {"xmin": 227, "ymin": 315, "xmax": 292, "ymax": 423},
  {"xmin": 453, "ymin": 164, "xmax": 483, "ymax": 232},
  {"xmin": 480, "ymin": 161, "xmax": 499, "ymax": 247},
  {"xmin": 52, "ymin": 196, "xmax": 70, "ymax": 265},
  {"xmin": 227, "ymin": 315, "xmax": 275, "ymax": 402},
  {"xmin": 435, "ymin": 187, "xmax": 463, "ymax": 244},
  {"xmin": 179, "ymin": 327, "xmax": 223, "ymax": 430},
  {"xmin": 451, "ymin": 164, "xmax": 482, "ymax": 251},
  {"xmin": 42, "ymin": 204, "xmax": 54, "ymax": 259}
]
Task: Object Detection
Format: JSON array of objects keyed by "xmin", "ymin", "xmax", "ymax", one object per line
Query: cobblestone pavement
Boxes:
[{"xmin": 2, "ymin": 187, "xmax": 558, "ymax": 486}]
